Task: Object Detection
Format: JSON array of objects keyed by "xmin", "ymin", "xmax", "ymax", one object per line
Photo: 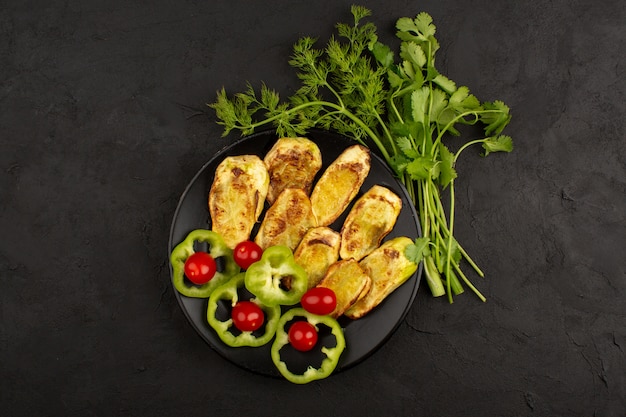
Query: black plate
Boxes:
[{"xmin": 168, "ymin": 129, "xmax": 423, "ymax": 378}]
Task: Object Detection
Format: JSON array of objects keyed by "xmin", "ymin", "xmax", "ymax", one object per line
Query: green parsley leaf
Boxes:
[
  {"xmin": 389, "ymin": 153, "xmax": 410, "ymax": 175},
  {"xmin": 397, "ymin": 136, "xmax": 419, "ymax": 158},
  {"xmin": 449, "ymin": 86, "xmax": 482, "ymax": 112},
  {"xmin": 400, "ymin": 59, "xmax": 416, "ymax": 80},
  {"xmin": 396, "ymin": 12, "xmax": 436, "ymax": 41},
  {"xmin": 482, "ymin": 100, "xmax": 512, "ymax": 136},
  {"xmin": 406, "ymin": 156, "xmax": 437, "ymax": 180},
  {"xmin": 413, "ymin": 12, "xmax": 437, "ymax": 38},
  {"xmin": 430, "ymin": 88, "xmax": 448, "ymax": 123},
  {"xmin": 410, "ymin": 86, "xmax": 429, "ymax": 125},
  {"xmin": 438, "ymin": 144, "xmax": 457, "ymax": 188},
  {"xmin": 400, "ymin": 41, "xmax": 427, "ymax": 70},
  {"xmin": 370, "ymin": 41, "xmax": 394, "ymax": 68},
  {"xmin": 405, "ymin": 237, "xmax": 431, "ymax": 263},
  {"xmin": 432, "ymin": 74, "xmax": 456, "ymax": 94},
  {"xmin": 387, "ymin": 68, "xmax": 405, "ymax": 89},
  {"xmin": 482, "ymin": 135, "xmax": 514, "ymax": 155}
]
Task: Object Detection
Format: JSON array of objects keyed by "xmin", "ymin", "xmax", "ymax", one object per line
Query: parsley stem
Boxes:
[
  {"xmin": 431, "ymin": 109, "xmax": 504, "ymax": 157},
  {"xmin": 453, "ymin": 138, "xmax": 488, "ymax": 162},
  {"xmin": 453, "ymin": 262, "xmax": 486, "ymax": 302},
  {"xmin": 404, "ymin": 171, "xmax": 416, "ymax": 203},
  {"xmin": 424, "ymin": 255, "xmax": 445, "ymax": 297},
  {"xmin": 427, "ymin": 187, "xmax": 485, "ymax": 277},
  {"xmin": 388, "ymin": 93, "xmax": 405, "ymax": 123},
  {"xmin": 445, "ymin": 180, "xmax": 456, "ymax": 303},
  {"xmin": 420, "ymin": 177, "xmax": 431, "ymax": 239}
]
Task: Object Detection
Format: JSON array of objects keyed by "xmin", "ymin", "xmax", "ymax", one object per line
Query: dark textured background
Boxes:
[{"xmin": 1, "ymin": 0, "xmax": 624, "ymax": 416}]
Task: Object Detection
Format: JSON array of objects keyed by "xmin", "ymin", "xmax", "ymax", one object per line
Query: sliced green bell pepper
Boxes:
[
  {"xmin": 244, "ymin": 245, "xmax": 308, "ymax": 306},
  {"xmin": 270, "ymin": 308, "xmax": 346, "ymax": 384},
  {"xmin": 207, "ymin": 272, "xmax": 281, "ymax": 347},
  {"xmin": 170, "ymin": 229, "xmax": 240, "ymax": 298}
]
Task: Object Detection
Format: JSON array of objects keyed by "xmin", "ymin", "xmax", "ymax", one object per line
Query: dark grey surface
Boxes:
[{"xmin": 1, "ymin": 1, "xmax": 624, "ymax": 416}]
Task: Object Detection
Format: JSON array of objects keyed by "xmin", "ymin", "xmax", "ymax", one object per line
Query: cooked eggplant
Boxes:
[
  {"xmin": 293, "ymin": 226, "xmax": 341, "ymax": 288},
  {"xmin": 316, "ymin": 258, "xmax": 372, "ymax": 318},
  {"xmin": 263, "ymin": 137, "xmax": 323, "ymax": 204},
  {"xmin": 344, "ymin": 237, "xmax": 418, "ymax": 319},
  {"xmin": 309, "ymin": 144, "xmax": 371, "ymax": 226},
  {"xmin": 254, "ymin": 188, "xmax": 317, "ymax": 250},
  {"xmin": 339, "ymin": 185, "xmax": 402, "ymax": 261},
  {"xmin": 208, "ymin": 155, "xmax": 269, "ymax": 249}
]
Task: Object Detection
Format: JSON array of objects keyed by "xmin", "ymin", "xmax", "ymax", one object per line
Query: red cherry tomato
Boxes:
[
  {"xmin": 288, "ymin": 320, "xmax": 318, "ymax": 352},
  {"xmin": 231, "ymin": 301, "xmax": 265, "ymax": 332},
  {"xmin": 233, "ymin": 240, "xmax": 263, "ymax": 270},
  {"xmin": 300, "ymin": 287, "xmax": 337, "ymax": 316},
  {"xmin": 184, "ymin": 252, "xmax": 217, "ymax": 285}
]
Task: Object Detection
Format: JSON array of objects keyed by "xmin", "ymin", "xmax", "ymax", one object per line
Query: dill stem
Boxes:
[{"xmin": 241, "ymin": 99, "xmax": 393, "ymax": 165}]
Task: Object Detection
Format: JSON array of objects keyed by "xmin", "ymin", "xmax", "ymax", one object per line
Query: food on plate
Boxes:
[
  {"xmin": 173, "ymin": 135, "xmax": 420, "ymax": 384},
  {"xmin": 300, "ymin": 286, "xmax": 337, "ymax": 316},
  {"xmin": 207, "ymin": 273, "xmax": 281, "ymax": 347},
  {"xmin": 254, "ymin": 188, "xmax": 317, "ymax": 250},
  {"xmin": 339, "ymin": 185, "xmax": 402, "ymax": 261},
  {"xmin": 183, "ymin": 251, "xmax": 217, "ymax": 285},
  {"xmin": 293, "ymin": 226, "xmax": 341, "ymax": 288},
  {"xmin": 316, "ymin": 258, "xmax": 372, "ymax": 318},
  {"xmin": 263, "ymin": 137, "xmax": 323, "ymax": 204},
  {"xmin": 233, "ymin": 240, "xmax": 263, "ymax": 270},
  {"xmin": 287, "ymin": 320, "xmax": 318, "ymax": 352},
  {"xmin": 244, "ymin": 245, "xmax": 308, "ymax": 306},
  {"xmin": 209, "ymin": 155, "xmax": 269, "ymax": 248},
  {"xmin": 170, "ymin": 229, "xmax": 240, "ymax": 298},
  {"xmin": 345, "ymin": 237, "xmax": 418, "ymax": 319},
  {"xmin": 309, "ymin": 144, "xmax": 371, "ymax": 226},
  {"xmin": 231, "ymin": 301, "xmax": 265, "ymax": 332},
  {"xmin": 270, "ymin": 308, "xmax": 346, "ymax": 384}
]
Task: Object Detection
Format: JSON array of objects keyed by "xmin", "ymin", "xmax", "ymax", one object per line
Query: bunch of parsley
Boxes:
[{"xmin": 210, "ymin": 5, "xmax": 513, "ymax": 303}]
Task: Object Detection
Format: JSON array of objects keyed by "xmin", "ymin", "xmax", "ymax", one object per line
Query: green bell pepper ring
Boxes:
[
  {"xmin": 207, "ymin": 273, "xmax": 281, "ymax": 347},
  {"xmin": 170, "ymin": 229, "xmax": 240, "ymax": 298},
  {"xmin": 270, "ymin": 308, "xmax": 346, "ymax": 384},
  {"xmin": 244, "ymin": 245, "xmax": 308, "ymax": 307}
]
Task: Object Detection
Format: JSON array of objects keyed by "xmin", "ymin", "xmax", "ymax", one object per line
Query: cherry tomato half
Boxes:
[
  {"xmin": 231, "ymin": 301, "xmax": 265, "ymax": 332},
  {"xmin": 233, "ymin": 240, "xmax": 263, "ymax": 270},
  {"xmin": 184, "ymin": 252, "xmax": 217, "ymax": 285},
  {"xmin": 288, "ymin": 320, "xmax": 318, "ymax": 352},
  {"xmin": 300, "ymin": 287, "xmax": 337, "ymax": 316}
]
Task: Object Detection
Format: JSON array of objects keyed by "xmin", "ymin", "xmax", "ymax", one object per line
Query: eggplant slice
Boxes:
[
  {"xmin": 309, "ymin": 144, "xmax": 371, "ymax": 226},
  {"xmin": 263, "ymin": 137, "xmax": 323, "ymax": 205},
  {"xmin": 254, "ymin": 188, "xmax": 317, "ymax": 251},
  {"xmin": 208, "ymin": 155, "xmax": 269, "ymax": 249},
  {"xmin": 339, "ymin": 185, "xmax": 402, "ymax": 261}
]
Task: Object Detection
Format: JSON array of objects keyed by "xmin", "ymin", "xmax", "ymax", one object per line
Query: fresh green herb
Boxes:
[{"xmin": 209, "ymin": 5, "xmax": 513, "ymax": 303}]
